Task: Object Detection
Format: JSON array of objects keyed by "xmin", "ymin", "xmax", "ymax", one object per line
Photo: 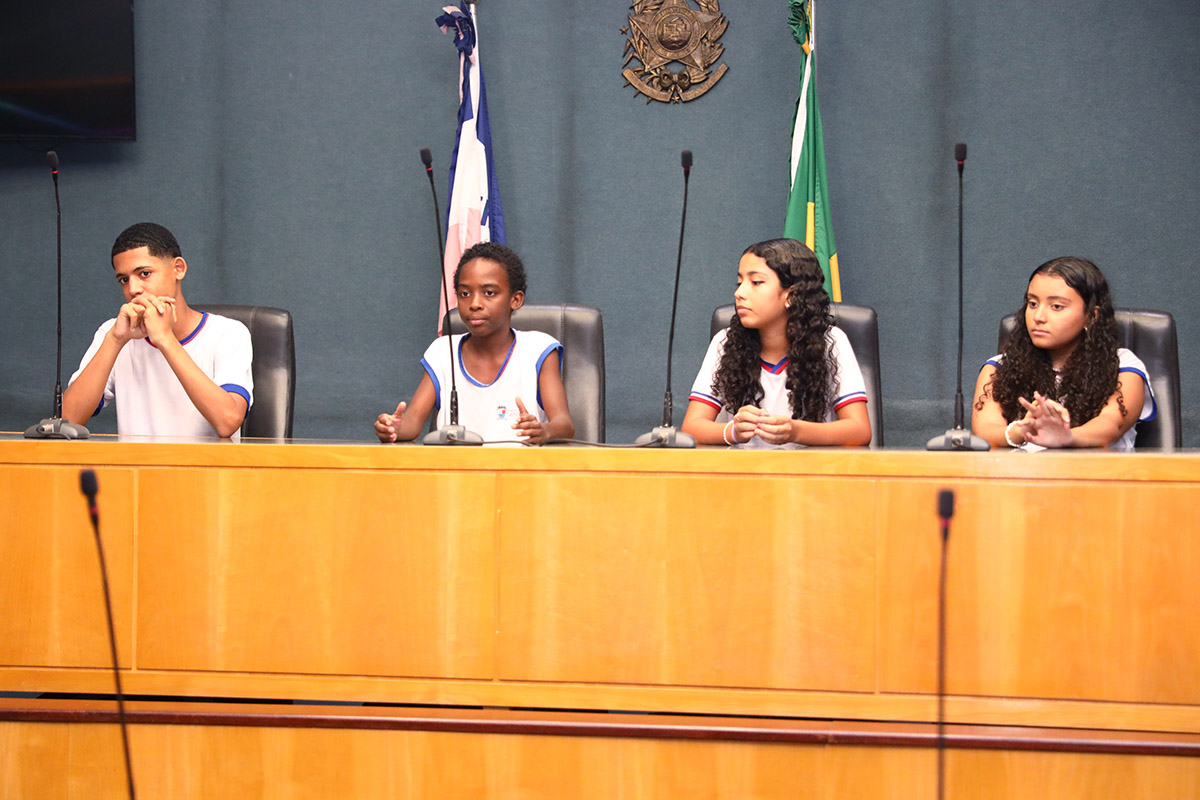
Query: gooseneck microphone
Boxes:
[
  {"xmin": 935, "ymin": 488, "xmax": 954, "ymax": 800},
  {"xmin": 926, "ymin": 143, "xmax": 989, "ymax": 450},
  {"xmin": 635, "ymin": 149, "xmax": 697, "ymax": 448},
  {"xmin": 419, "ymin": 147, "xmax": 483, "ymax": 446},
  {"xmin": 421, "ymin": 148, "xmax": 459, "ymax": 417},
  {"xmin": 80, "ymin": 471, "xmax": 136, "ymax": 800},
  {"xmin": 25, "ymin": 151, "xmax": 89, "ymax": 440}
]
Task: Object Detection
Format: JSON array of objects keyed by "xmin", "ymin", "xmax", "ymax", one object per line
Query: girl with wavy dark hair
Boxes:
[
  {"xmin": 971, "ymin": 256, "xmax": 1153, "ymax": 450},
  {"xmin": 681, "ymin": 239, "xmax": 871, "ymax": 448}
]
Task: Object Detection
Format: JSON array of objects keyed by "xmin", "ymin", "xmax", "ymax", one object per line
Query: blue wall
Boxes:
[{"xmin": 3, "ymin": 1, "xmax": 1198, "ymax": 445}]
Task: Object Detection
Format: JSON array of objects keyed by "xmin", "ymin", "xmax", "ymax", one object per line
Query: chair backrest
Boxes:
[
  {"xmin": 195, "ymin": 304, "xmax": 296, "ymax": 439},
  {"xmin": 443, "ymin": 303, "xmax": 606, "ymax": 442},
  {"xmin": 998, "ymin": 308, "xmax": 1180, "ymax": 449},
  {"xmin": 710, "ymin": 303, "xmax": 884, "ymax": 447}
]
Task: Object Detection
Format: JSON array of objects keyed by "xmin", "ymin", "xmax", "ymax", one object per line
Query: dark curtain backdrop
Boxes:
[{"xmin": 3, "ymin": 1, "xmax": 1198, "ymax": 445}]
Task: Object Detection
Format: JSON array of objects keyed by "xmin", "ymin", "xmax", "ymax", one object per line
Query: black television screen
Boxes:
[{"xmin": 0, "ymin": 1, "xmax": 136, "ymax": 142}]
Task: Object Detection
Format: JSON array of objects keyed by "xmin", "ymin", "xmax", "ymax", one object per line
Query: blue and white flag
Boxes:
[{"xmin": 435, "ymin": 3, "xmax": 505, "ymax": 331}]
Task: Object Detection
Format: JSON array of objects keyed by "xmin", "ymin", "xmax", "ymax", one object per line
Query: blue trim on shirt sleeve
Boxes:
[
  {"xmin": 833, "ymin": 391, "xmax": 868, "ymax": 410},
  {"xmin": 221, "ymin": 384, "xmax": 252, "ymax": 421},
  {"xmin": 534, "ymin": 343, "xmax": 564, "ymax": 410},
  {"xmin": 420, "ymin": 358, "xmax": 442, "ymax": 411},
  {"xmin": 92, "ymin": 398, "xmax": 106, "ymax": 418},
  {"xmin": 689, "ymin": 391, "xmax": 721, "ymax": 410}
]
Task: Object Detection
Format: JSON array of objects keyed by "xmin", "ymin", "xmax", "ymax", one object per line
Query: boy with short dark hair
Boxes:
[
  {"xmin": 374, "ymin": 242, "xmax": 573, "ymax": 444},
  {"xmin": 63, "ymin": 222, "xmax": 253, "ymax": 439}
]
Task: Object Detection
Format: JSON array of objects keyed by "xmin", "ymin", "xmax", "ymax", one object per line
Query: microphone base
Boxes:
[
  {"xmin": 925, "ymin": 427, "xmax": 990, "ymax": 451},
  {"xmin": 634, "ymin": 426, "xmax": 697, "ymax": 448},
  {"xmin": 24, "ymin": 417, "xmax": 90, "ymax": 440},
  {"xmin": 423, "ymin": 425, "xmax": 484, "ymax": 446}
]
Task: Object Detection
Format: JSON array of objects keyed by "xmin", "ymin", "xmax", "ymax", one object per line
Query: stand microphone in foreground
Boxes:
[
  {"xmin": 80, "ymin": 471, "xmax": 136, "ymax": 800},
  {"xmin": 927, "ymin": 142, "xmax": 989, "ymax": 451},
  {"xmin": 26, "ymin": 150, "xmax": 89, "ymax": 440},
  {"xmin": 636, "ymin": 149, "xmax": 696, "ymax": 448},
  {"xmin": 935, "ymin": 488, "xmax": 954, "ymax": 800},
  {"xmin": 418, "ymin": 146, "xmax": 482, "ymax": 446}
]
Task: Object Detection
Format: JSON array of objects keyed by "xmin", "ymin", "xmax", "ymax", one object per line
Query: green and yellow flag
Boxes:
[{"xmin": 784, "ymin": 0, "xmax": 840, "ymax": 301}]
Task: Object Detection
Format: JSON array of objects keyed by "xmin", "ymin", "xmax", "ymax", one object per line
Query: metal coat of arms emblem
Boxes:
[{"xmin": 621, "ymin": 0, "xmax": 729, "ymax": 103}]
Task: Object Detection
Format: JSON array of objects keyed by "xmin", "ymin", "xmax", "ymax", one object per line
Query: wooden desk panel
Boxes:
[
  {"xmin": 497, "ymin": 473, "xmax": 877, "ymax": 691},
  {"xmin": 879, "ymin": 479, "xmax": 1200, "ymax": 706},
  {"xmin": 3, "ymin": 440, "xmax": 1200, "ymax": 734},
  {"xmin": 5, "ymin": 700, "xmax": 1200, "ymax": 800},
  {"xmin": 8, "ymin": 719, "xmax": 1191, "ymax": 800},
  {"xmin": 0, "ymin": 465, "xmax": 136, "ymax": 668},
  {"xmin": 137, "ymin": 468, "xmax": 498, "ymax": 679}
]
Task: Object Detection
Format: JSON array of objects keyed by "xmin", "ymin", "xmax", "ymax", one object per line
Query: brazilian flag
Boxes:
[{"xmin": 783, "ymin": 0, "xmax": 841, "ymax": 301}]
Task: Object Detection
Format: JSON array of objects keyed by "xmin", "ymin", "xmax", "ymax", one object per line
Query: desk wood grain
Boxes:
[{"xmin": 2, "ymin": 440, "xmax": 1198, "ymax": 735}]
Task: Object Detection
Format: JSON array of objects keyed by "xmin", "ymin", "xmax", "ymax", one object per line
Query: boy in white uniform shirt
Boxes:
[
  {"xmin": 374, "ymin": 242, "xmax": 574, "ymax": 445},
  {"xmin": 64, "ymin": 223, "xmax": 253, "ymax": 440}
]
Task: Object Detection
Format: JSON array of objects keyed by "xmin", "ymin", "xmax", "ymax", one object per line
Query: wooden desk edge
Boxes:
[
  {"xmin": 3, "ymin": 438, "xmax": 1200, "ymax": 481},
  {"xmin": 3, "ymin": 699, "xmax": 1198, "ymax": 757}
]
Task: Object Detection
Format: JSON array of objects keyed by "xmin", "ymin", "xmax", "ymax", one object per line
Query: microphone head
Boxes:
[
  {"xmin": 954, "ymin": 142, "xmax": 967, "ymax": 163},
  {"xmin": 420, "ymin": 147, "xmax": 433, "ymax": 168},
  {"xmin": 46, "ymin": 150, "xmax": 59, "ymax": 172},
  {"xmin": 937, "ymin": 488, "xmax": 955, "ymax": 520},
  {"xmin": 681, "ymin": 149, "xmax": 693, "ymax": 169},
  {"xmin": 80, "ymin": 469, "xmax": 98, "ymax": 498}
]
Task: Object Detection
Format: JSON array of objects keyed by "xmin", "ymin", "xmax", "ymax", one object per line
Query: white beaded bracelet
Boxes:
[
  {"xmin": 1004, "ymin": 421, "xmax": 1022, "ymax": 448},
  {"xmin": 723, "ymin": 420, "xmax": 736, "ymax": 446}
]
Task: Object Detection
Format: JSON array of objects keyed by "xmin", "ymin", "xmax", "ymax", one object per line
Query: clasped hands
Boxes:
[
  {"xmin": 113, "ymin": 295, "xmax": 177, "ymax": 345},
  {"xmin": 1010, "ymin": 391, "xmax": 1073, "ymax": 447},
  {"xmin": 729, "ymin": 405, "xmax": 794, "ymax": 446}
]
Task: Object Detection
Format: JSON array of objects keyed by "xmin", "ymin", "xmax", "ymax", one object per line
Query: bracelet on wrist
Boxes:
[
  {"xmin": 1004, "ymin": 420, "xmax": 1023, "ymax": 448},
  {"xmin": 723, "ymin": 420, "xmax": 735, "ymax": 446}
]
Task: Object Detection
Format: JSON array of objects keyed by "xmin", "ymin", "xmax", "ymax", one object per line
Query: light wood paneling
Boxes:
[
  {"xmin": 0, "ymin": 717, "xmax": 70, "ymax": 798},
  {"xmin": 880, "ymin": 480, "xmax": 1200, "ymax": 705},
  {"xmin": 136, "ymin": 468, "xmax": 498, "ymax": 678},
  {"xmin": 0, "ymin": 466, "xmax": 135, "ymax": 668},
  {"xmin": 947, "ymin": 750, "xmax": 1200, "ymax": 800},
  {"xmin": 4, "ymin": 440, "xmax": 1200, "ymax": 734},
  {"xmin": 496, "ymin": 473, "xmax": 877, "ymax": 690},
  {"xmin": 4, "ymin": 715, "xmax": 1198, "ymax": 800}
]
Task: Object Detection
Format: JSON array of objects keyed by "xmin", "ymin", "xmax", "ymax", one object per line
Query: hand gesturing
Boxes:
[
  {"xmin": 375, "ymin": 400, "xmax": 406, "ymax": 443},
  {"xmin": 511, "ymin": 396, "xmax": 548, "ymax": 444},
  {"xmin": 1017, "ymin": 392, "xmax": 1073, "ymax": 447}
]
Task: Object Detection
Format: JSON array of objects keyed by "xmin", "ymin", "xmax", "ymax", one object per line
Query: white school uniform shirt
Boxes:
[
  {"xmin": 688, "ymin": 326, "xmax": 867, "ymax": 449},
  {"xmin": 981, "ymin": 348, "xmax": 1154, "ymax": 452},
  {"xmin": 421, "ymin": 329, "xmax": 563, "ymax": 444},
  {"xmin": 69, "ymin": 311, "xmax": 254, "ymax": 440}
]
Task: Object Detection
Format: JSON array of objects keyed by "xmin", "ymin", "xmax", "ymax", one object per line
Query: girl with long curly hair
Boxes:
[
  {"xmin": 681, "ymin": 238, "xmax": 871, "ymax": 448},
  {"xmin": 972, "ymin": 256, "xmax": 1154, "ymax": 450}
]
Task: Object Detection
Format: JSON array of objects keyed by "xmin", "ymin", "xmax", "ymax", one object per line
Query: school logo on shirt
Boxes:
[{"xmin": 495, "ymin": 405, "xmax": 514, "ymax": 422}]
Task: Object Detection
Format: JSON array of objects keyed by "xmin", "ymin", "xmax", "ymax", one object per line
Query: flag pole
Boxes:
[
  {"xmin": 784, "ymin": 0, "xmax": 841, "ymax": 301},
  {"xmin": 810, "ymin": 0, "xmax": 815, "ymax": 52}
]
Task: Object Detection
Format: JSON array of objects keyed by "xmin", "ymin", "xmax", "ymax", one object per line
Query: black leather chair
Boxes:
[
  {"xmin": 195, "ymin": 304, "xmax": 296, "ymax": 439},
  {"xmin": 998, "ymin": 309, "xmax": 1180, "ymax": 450},
  {"xmin": 710, "ymin": 303, "xmax": 884, "ymax": 447},
  {"xmin": 442, "ymin": 303, "xmax": 606, "ymax": 442}
]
